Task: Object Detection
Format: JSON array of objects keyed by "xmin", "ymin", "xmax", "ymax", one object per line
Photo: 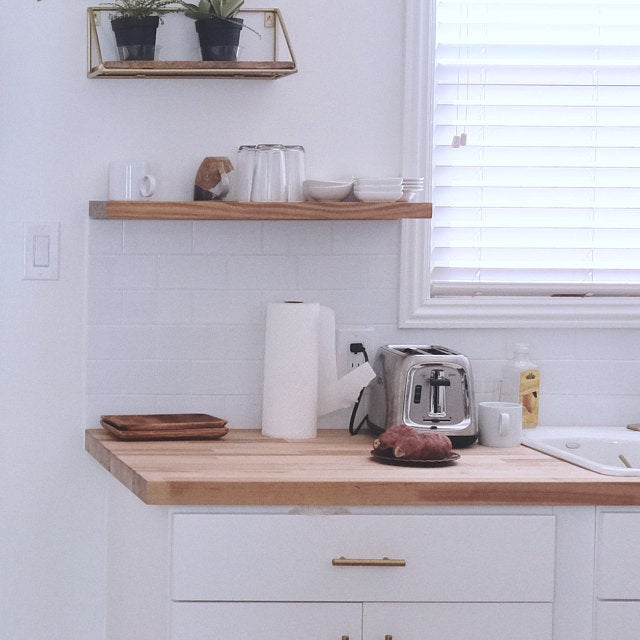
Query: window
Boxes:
[{"xmin": 400, "ymin": 0, "xmax": 640, "ymax": 327}]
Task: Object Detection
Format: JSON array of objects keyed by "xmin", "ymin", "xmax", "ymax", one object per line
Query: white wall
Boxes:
[{"xmin": 3, "ymin": 1, "xmax": 640, "ymax": 639}]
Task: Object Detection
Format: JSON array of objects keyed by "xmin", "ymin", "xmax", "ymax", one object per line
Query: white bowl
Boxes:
[
  {"xmin": 304, "ymin": 180, "xmax": 353, "ymax": 201},
  {"xmin": 355, "ymin": 184, "xmax": 404, "ymax": 192},
  {"xmin": 354, "ymin": 188, "xmax": 403, "ymax": 202},
  {"xmin": 356, "ymin": 177, "xmax": 403, "ymax": 187}
]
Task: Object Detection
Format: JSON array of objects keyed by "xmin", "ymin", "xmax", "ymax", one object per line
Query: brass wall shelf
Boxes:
[
  {"xmin": 87, "ymin": 7, "xmax": 297, "ymax": 79},
  {"xmin": 89, "ymin": 200, "xmax": 433, "ymax": 221}
]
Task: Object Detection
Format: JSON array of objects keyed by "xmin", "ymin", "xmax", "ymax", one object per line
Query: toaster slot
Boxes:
[{"xmin": 406, "ymin": 364, "xmax": 469, "ymax": 426}]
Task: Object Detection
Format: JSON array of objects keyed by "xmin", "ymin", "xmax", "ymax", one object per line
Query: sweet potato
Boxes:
[
  {"xmin": 372, "ymin": 424, "xmax": 414, "ymax": 452},
  {"xmin": 394, "ymin": 432, "xmax": 452, "ymax": 460}
]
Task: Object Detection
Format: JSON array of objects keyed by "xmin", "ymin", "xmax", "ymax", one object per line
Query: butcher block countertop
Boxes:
[{"xmin": 85, "ymin": 428, "xmax": 640, "ymax": 506}]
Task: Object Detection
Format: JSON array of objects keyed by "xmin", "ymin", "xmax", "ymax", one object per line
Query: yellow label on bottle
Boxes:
[{"xmin": 519, "ymin": 369, "xmax": 540, "ymax": 427}]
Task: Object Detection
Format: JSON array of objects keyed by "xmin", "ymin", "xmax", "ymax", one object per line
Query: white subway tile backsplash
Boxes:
[
  {"xmin": 87, "ymin": 360, "xmax": 191, "ymax": 395},
  {"xmin": 262, "ymin": 221, "xmax": 332, "ymax": 255},
  {"xmin": 298, "ymin": 255, "xmax": 368, "ymax": 290},
  {"xmin": 152, "ymin": 394, "xmax": 227, "ymax": 417},
  {"xmin": 193, "ymin": 221, "xmax": 263, "ymax": 255},
  {"xmin": 158, "ymin": 254, "xmax": 227, "ymax": 289},
  {"xmin": 228, "ymin": 255, "xmax": 297, "ymax": 290},
  {"xmin": 156, "ymin": 325, "xmax": 224, "ymax": 360},
  {"xmin": 86, "ymin": 220, "xmax": 640, "ymax": 428},
  {"xmin": 89, "ymin": 255, "xmax": 157, "ymax": 289},
  {"xmin": 367, "ymin": 254, "xmax": 399, "ymax": 289},
  {"xmin": 192, "ymin": 289, "xmax": 263, "ymax": 325},
  {"xmin": 123, "ymin": 220, "xmax": 193, "ymax": 254},
  {"xmin": 88, "ymin": 220, "xmax": 124, "ymax": 255},
  {"xmin": 122, "ymin": 289, "xmax": 193, "ymax": 325},
  {"xmin": 331, "ymin": 220, "xmax": 401, "ymax": 254},
  {"xmin": 224, "ymin": 394, "xmax": 262, "ymax": 428},
  {"xmin": 190, "ymin": 360, "xmax": 262, "ymax": 396},
  {"xmin": 87, "ymin": 325, "xmax": 158, "ymax": 360},
  {"xmin": 222, "ymin": 324, "xmax": 266, "ymax": 360}
]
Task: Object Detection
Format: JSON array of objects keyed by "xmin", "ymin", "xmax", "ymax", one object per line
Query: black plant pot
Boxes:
[
  {"xmin": 195, "ymin": 16, "xmax": 243, "ymax": 61},
  {"xmin": 111, "ymin": 16, "xmax": 160, "ymax": 61}
]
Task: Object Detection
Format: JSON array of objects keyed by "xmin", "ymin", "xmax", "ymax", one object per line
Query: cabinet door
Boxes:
[
  {"xmin": 170, "ymin": 602, "xmax": 361, "ymax": 640},
  {"xmin": 596, "ymin": 602, "xmax": 640, "ymax": 640},
  {"xmin": 597, "ymin": 512, "xmax": 640, "ymax": 599},
  {"xmin": 363, "ymin": 603, "xmax": 553, "ymax": 640}
]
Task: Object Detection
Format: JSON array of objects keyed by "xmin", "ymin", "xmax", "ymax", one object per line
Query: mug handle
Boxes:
[
  {"xmin": 499, "ymin": 412, "xmax": 510, "ymax": 436},
  {"xmin": 139, "ymin": 174, "xmax": 156, "ymax": 198}
]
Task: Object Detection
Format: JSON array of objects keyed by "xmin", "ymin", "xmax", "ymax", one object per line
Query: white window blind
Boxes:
[{"xmin": 431, "ymin": 0, "xmax": 640, "ymax": 297}]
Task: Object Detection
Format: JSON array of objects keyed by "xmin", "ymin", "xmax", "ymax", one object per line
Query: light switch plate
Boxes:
[{"xmin": 24, "ymin": 223, "xmax": 60, "ymax": 280}]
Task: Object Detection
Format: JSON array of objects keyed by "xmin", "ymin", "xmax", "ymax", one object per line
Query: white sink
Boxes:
[{"xmin": 522, "ymin": 426, "xmax": 640, "ymax": 476}]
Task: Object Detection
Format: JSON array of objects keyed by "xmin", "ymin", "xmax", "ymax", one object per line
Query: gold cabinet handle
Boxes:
[{"xmin": 331, "ymin": 556, "xmax": 406, "ymax": 567}]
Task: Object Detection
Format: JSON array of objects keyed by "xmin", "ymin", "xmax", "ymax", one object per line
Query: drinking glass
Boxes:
[{"xmin": 251, "ymin": 144, "xmax": 286, "ymax": 202}]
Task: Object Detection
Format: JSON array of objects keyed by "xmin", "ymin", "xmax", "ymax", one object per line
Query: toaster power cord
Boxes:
[{"xmin": 348, "ymin": 342, "xmax": 369, "ymax": 435}]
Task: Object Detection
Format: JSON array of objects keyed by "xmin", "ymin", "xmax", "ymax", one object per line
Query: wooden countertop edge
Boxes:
[{"xmin": 85, "ymin": 429, "xmax": 640, "ymax": 506}]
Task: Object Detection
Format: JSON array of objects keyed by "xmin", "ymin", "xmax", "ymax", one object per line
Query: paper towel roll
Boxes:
[
  {"xmin": 262, "ymin": 302, "xmax": 320, "ymax": 439},
  {"xmin": 261, "ymin": 302, "xmax": 376, "ymax": 439}
]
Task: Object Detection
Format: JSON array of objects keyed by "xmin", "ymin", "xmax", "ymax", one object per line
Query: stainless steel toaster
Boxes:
[{"xmin": 363, "ymin": 345, "xmax": 477, "ymax": 446}]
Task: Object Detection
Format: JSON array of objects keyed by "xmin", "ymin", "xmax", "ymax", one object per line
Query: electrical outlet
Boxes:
[
  {"xmin": 264, "ymin": 11, "xmax": 275, "ymax": 28},
  {"xmin": 337, "ymin": 327, "xmax": 375, "ymax": 376}
]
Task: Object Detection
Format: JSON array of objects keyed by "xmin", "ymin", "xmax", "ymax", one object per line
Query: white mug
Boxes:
[
  {"xmin": 109, "ymin": 161, "xmax": 156, "ymax": 200},
  {"xmin": 478, "ymin": 401, "xmax": 523, "ymax": 447}
]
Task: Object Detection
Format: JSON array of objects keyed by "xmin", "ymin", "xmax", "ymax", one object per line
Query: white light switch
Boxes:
[
  {"xmin": 24, "ymin": 223, "xmax": 59, "ymax": 280},
  {"xmin": 33, "ymin": 235, "xmax": 50, "ymax": 267}
]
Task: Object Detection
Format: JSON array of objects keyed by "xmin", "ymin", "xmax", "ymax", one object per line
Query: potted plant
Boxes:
[
  {"xmin": 108, "ymin": 0, "xmax": 178, "ymax": 61},
  {"xmin": 179, "ymin": 0, "xmax": 247, "ymax": 61}
]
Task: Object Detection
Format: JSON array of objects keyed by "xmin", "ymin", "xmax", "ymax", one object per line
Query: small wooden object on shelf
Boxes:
[{"xmin": 89, "ymin": 200, "xmax": 433, "ymax": 221}]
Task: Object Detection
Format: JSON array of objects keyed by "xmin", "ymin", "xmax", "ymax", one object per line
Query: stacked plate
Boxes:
[
  {"xmin": 353, "ymin": 177, "xmax": 425, "ymax": 202},
  {"xmin": 400, "ymin": 177, "xmax": 425, "ymax": 202}
]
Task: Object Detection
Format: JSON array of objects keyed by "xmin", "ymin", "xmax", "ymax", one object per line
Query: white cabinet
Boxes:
[
  {"xmin": 364, "ymin": 603, "xmax": 552, "ymax": 640},
  {"xmin": 170, "ymin": 602, "xmax": 361, "ymax": 640},
  {"xmin": 596, "ymin": 509, "xmax": 640, "ymax": 640},
  {"xmin": 170, "ymin": 513, "xmax": 556, "ymax": 640}
]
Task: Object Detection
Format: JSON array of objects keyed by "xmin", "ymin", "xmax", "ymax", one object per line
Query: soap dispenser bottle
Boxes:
[{"xmin": 500, "ymin": 343, "xmax": 540, "ymax": 427}]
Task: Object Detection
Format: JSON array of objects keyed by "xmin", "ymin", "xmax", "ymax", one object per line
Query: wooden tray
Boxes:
[
  {"xmin": 100, "ymin": 413, "xmax": 229, "ymax": 441},
  {"xmin": 101, "ymin": 413, "xmax": 227, "ymax": 431}
]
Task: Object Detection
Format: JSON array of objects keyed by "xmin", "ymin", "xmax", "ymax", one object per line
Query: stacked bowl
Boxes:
[{"xmin": 353, "ymin": 177, "xmax": 403, "ymax": 202}]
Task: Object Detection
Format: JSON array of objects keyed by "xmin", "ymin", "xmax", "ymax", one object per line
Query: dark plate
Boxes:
[{"xmin": 370, "ymin": 450, "xmax": 461, "ymax": 466}]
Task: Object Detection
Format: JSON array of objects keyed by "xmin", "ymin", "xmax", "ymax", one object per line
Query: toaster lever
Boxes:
[{"xmin": 429, "ymin": 369, "xmax": 450, "ymax": 417}]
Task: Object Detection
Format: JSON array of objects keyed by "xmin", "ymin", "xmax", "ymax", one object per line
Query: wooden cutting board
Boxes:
[{"xmin": 100, "ymin": 413, "xmax": 229, "ymax": 441}]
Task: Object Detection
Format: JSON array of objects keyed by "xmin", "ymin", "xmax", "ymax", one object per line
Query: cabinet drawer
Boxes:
[
  {"xmin": 598, "ymin": 513, "xmax": 640, "ymax": 599},
  {"xmin": 597, "ymin": 602, "xmax": 640, "ymax": 640},
  {"xmin": 170, "ymin": 602, "xmax": 361, "ymax": 640},
  {"xmin": 171, "ymin": 514, "xmax": 555, "ymax": 602},
  {"xmin": 364, "ymin": 602, "xmax": 553, "ymax": 640}
]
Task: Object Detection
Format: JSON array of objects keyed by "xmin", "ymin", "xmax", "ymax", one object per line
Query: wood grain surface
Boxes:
[
  {"xmin": 85, "ymin": 428, "xmax": 640, "ymax": 506},
  {"xmin": 88, "ymin": 200, "xmax": 432, "ymax": 221}
]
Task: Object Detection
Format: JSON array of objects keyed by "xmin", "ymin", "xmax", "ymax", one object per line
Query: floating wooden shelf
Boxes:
[
  {"xmin": 87, "ymin": 7, "xmax": 297, "ymax": 79},
  {"xmin": 89, "ymin": 200, "xmax": 432, "ymax": 221},
  {"xmin": 91, "ymin": 60, "xmax": 296, "ymax": 79}
]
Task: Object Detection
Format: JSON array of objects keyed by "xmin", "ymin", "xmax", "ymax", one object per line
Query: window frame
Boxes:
[{"xmin": 399, "ymin": 0, "xmax": 640, "ymax": 329}]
